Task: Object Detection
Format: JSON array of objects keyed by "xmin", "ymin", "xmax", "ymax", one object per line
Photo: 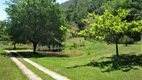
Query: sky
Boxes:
[{"xmin": 0, "ymin": 0, "xmax": 68, "ymax": 20}]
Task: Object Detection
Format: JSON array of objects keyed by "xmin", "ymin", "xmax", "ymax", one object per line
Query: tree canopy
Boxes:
[
  {"xmin": 78, "ymin": 9, "xmax": 142, "ymax": 56},
  {"xmin": 6, "ymin": 0, "xmax": 66, "ymax": 53}
]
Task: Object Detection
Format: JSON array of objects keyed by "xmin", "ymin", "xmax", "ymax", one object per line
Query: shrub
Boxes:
[{"xmin": 119, "ymin": 36, "xmax": 134, "ymax": 46}]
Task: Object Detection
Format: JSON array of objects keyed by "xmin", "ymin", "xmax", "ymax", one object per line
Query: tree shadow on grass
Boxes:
[
  {"xmin": 5, "ymin": 48, "xmax": 32, "ymax": 50},
  {"xmin": 67, "ymin": 53, "xmax": 142, "ymax": 72},
  {"xmin": 9, "ymin": 51, "xmax": 69, "ymax": 58}
]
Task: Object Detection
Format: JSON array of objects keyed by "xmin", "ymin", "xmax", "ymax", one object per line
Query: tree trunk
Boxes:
[
  {"xmin": 33, "ymin": 43, "xmax": 37, "ymax": 54},
  {"xmin": 115, "ymin": 40, "xmax": 119, "ymax": 56},
  {"xmin": 13, "ymin": 43, "xmax": 16, "ymax": 50},
  {"xmin": 84, "ymin": 37, "xmax": 87, "ymax": 40},
  {"xmin": 125, "ymin": 42, "xmax": 128, "ymax": 46},
  {"xmin": 48, "ymin": 45, "xmax": 51, "ymax": 51}
]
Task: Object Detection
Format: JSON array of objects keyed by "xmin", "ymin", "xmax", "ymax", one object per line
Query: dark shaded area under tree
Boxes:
[{"xmin": 67, "ymin": 53, "xmax": 142, "ymax": 72}]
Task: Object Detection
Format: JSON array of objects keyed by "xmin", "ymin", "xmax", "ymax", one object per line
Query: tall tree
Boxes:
[{"xmin": 6, "ymin": 0, "xmax": 66, "ymax": 53}]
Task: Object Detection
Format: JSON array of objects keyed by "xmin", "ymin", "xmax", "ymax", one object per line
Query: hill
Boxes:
[
  {"xmin": 60, "ymin": 0, "xmax": 73, "ymax": 11},
  {"xmin": 60, "ymin": 0, "xmax": 91, "ymax": 11},
  {"xmin": 60, "ymin": 0, "xmax": 107, "ymax": 30}
]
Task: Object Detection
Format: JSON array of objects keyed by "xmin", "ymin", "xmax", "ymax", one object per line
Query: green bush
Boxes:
[{"xmin": 119, "ymin": 36, "xmax": 134, "ymax": 45}]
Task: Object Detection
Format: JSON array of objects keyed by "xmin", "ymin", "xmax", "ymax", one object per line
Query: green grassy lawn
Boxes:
[
  {"xmin": 14, "ymin": 38, "xmax": 142, "ymax": 80},
  {"xmin": 0, "ymin": 43, "xmax": 54, "ymax": 80},
  {"xmin": 0, "ymin": 41, "xmax": 140, "ymax": 80},
  {"xmin": 0, "ymin": 45, "xmax": 28, "ymax": 80}
]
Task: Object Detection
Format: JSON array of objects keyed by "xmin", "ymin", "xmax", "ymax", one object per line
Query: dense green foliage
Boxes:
[
  {"xmin": 61, "ymin": 0, "xmax": 107, "ymax": 30},
  {"xmin": 5, "ymin": 0, "xmax": 66, "ymax": 53},
  {"xmin": 0, "ymin": 20, "xmax": 9, "ymax": 41},
  {"xmin": 102, "ymin": 0, "xmax": 142, "ymax": 20},
  {"xmin": 62, "ymin": 0, "xmax": 142, "ymax": 41},
  {"xmin": 78, "ymin": 9, "xmax": 142, "ymax": 56},
  {"xmin": 62, "ymin": 0, "xmax": 142, "ymax": 21}
]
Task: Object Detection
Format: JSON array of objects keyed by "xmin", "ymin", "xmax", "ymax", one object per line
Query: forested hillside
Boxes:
[
  {"xmin": 60, "ymin": 0, "xmax": 73, "ymax": 11},
  {"xmin": 61, "ymin": 0, "xmax": 142, "ymax": 41},
  {"xmin": 61, "ymin": 0, "xmax": 142, "ymax": 24}
]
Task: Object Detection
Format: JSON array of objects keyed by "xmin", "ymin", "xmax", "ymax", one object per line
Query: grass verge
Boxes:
[{"xmin": 0, "ymin": 46, "xmax": 28, "ymax": 80}]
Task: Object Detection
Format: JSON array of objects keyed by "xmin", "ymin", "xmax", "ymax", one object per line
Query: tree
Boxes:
[
  {"xmin": 79, "ymin": 9, "xmax": 142, "ymax": 56},
  {"xmin": 102, "ymin": 0, "xmax": 142, "ymax": 42},
  {"xmin": 102, "ymin": 0, "xmax": 142, "ymax": 20},
  {"xmin": 0, "ymin": 20, "xmax": 9, "ymax": 41},
  {"xmin": 65, "ymin": 0, "xmax": 89, "ymax": 30},
  {"xmin": 6, "ymin": 0, "xmax": 66, "ymax": 53},
  {"xmin": 39, "ymin": 3, "xmax": 67, "ymax": 51},
  {"xmin": 5, "ymin": 0, "xmax": 27, "ymax": 49}
]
